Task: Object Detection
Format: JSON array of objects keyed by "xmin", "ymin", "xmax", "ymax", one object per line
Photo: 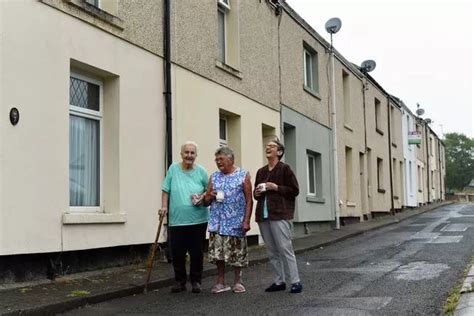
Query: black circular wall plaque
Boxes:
[{"xmin": 10, "ymin": 107, "xmax": 19, "ymax": 125}]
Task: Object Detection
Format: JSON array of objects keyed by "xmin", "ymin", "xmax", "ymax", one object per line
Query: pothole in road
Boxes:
[{"xmin": 392, "ymin": 261, "xmax": 449, "ymax": 280}]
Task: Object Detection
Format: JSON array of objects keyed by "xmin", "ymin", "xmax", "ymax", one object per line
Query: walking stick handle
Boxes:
[{"xmin": 144, "ymin": 213, "xmax": 165, "ymax": 293}]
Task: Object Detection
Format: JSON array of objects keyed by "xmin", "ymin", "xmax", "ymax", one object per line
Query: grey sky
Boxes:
[{"xmin": 286, "ymin": 0, "xmax": 473, "ymax": 138}]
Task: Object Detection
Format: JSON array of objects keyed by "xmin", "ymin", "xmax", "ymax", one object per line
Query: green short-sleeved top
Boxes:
[{"xmin": 162, "ymin": 162, "xmax": 209, "ymax": 226}]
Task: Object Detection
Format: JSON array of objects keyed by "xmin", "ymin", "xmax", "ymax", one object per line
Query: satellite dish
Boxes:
[
  {"xmin": 325, "ymin": 18, "xmax": 342, "ymax": 34},
  {"xmin": 361, "ymin": 60, "xmax": 376, "ymax": 73},
  {"xmin": 416, "ymin": 103, "xmax": 425, "ymax": 116}
]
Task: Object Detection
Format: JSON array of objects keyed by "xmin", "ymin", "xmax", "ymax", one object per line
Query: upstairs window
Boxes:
[
  {"xmin": 375, "ymin": 98, "xmax": 383, "ymax": 134},
  {"xmin": 217, "ymin": 1, "xmax": 228, "ymax": 63},
  {"xmin": 303, "ymin": 45, "xmax": 319, "ymax": 93},
  {"xmin": 85, "ymin": 0, "xmax": 99, "ymax": 6}
]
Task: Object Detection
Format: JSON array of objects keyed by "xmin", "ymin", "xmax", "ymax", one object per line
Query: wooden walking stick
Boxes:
[{"xmin": 144, "ymin": 213, "xmax": 165, "ymax": 293}]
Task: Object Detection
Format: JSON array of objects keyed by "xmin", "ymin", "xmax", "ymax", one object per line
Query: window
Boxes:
[
  {"xmin": 390, "ymin": 106, "xmax": 396, "ymax": 143},
  {"xmin": 303, "ymin": 45, "xmax": 319, "ymax": 93},
  {"xmin": 342, "ymin": 70, "xmax": 351, "ymax": 124},
  {"xmin": 85, "ymin": 0, "xmax": 99, "ymax": 6},
  {"xmin": 418, "ymin": 166, "xmax": 423, "ymax": 192},
  {"xmin": 217, "ymin": 4, "xmax": 227, "ymax": 63},
  {"xmin": 306, "ymin": 150, "xmax": 322, "ymax": 197},
  {"xmin": 375, "ymin": 98, "xmax": 382, "ymax": 134},
  {"xmin": 430, "ymin": 137, "xmax": 434, "ymax": 156},
  {"xmin": 409, "ymin": 161, "xmax": 413, "ymax": 192},
  {"xmin": 345, "ymin": 146, "xmax": 353, "ymax": 201},
  {"xmin": 377, "ymin": 158, "xmax": 384, "ymax": 192},
  {"xmin": 69, "ymin": 74, "xmax": 102, "ymax": 209},
  {"xmin": 219, "ymin": 117, "xmax": 228, "ymax": 147}
]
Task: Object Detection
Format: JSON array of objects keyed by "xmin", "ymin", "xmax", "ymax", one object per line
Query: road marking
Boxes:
[
  {"xmin": 393, "ymin": 261, "xmax": 449, "ymax": 280},
  {"xmin": 430, "ymin": 235, "xmax": 463, "ymax": 243},
  {"xmin": 440, "ymin": 224, "xmax": 469, "ymax": 232}
]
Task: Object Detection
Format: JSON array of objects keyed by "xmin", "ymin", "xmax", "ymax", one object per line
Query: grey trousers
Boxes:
[{"xmin": 258, "ymin": 220, "xmax": 300, "ymax": 285}]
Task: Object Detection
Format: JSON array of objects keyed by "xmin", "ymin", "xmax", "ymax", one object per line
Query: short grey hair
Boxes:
[
  {"xmin": 215, "ymin": 146, "xmax": 234, "ymax": 161},
  {"xmin": 181, "ymin": 141, "xmax": 198, "ymax": 153}
]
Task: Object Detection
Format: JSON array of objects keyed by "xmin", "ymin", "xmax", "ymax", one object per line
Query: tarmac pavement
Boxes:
[{"xmin": 1, "ymin": 201, "xmax": 468, "ymax": 316}]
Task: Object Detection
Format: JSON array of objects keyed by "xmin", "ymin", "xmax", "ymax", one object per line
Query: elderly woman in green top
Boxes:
[{"xmin": 159, "ymin": 141, "xmax": 208, "ymax": 294}]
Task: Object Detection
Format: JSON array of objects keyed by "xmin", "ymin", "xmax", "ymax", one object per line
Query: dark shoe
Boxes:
[
  {"xmin": 170, "ymin": 282, "xmax": 186, "ymax": 293},
  {"xmin": 191, "ymin": 282, "xmax": 201, "ymax": 294},
  {"xmin": 290, "ymin": 282, "xmax": 303, "ymax": 293},
  {"xmin": 265, "ymin": 282, "xmax": 286, "ymax": 292}
]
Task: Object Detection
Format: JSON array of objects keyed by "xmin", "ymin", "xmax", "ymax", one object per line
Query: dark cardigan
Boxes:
[{"xmin": 254, "ymin": 161, "xmax": 299, "ymax": 222}]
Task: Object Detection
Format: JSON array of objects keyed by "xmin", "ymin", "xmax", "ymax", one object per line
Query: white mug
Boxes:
[
  {"xmin": 257, "ymin": 183, "xmax": 267, "ymax": 192},
  {"xmin": 216, "ymin": 191, "xmax": 224, "ymax": 202}
]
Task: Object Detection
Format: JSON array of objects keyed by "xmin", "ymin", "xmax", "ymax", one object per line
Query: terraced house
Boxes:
[{"xmin": 0, "ymin": 0, "xmax": 444, "ymax": 283}]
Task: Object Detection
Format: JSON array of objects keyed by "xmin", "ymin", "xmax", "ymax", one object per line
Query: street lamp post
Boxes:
[{"xmin": 325, "ymin": 18, "xmax": 342, "ymax": 229}]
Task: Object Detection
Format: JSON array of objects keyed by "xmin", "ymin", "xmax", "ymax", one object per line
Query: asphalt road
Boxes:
[{"xmin": 64, "ymin": 203, "xmax": 474, "ymax": 315}]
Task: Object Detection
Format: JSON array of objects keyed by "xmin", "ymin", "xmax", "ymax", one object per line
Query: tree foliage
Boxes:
[{"xmin": 444, "ymin": 132, "xmax": 474, "ymax": 192}]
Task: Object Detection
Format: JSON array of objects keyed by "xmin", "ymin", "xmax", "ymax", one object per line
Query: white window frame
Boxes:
[
  {"xmin": 307, "ymin": 153, "xmax": 317, "ymax": 196},
  {"xmin": 85, "ymin": 0, "xmax": 101, "ymax": 8},
  {"xmin": 69, "ymin": 72, "xmax": 103, "ymax": 213},
  {"xmin": 217, "ymin": 1, "xmax": 229, "ymax": 63},
  {"xmin": 304, "ymin": 49, "xmax": 314, "ymax": 89},
  {"xmin": 219, "ymin": 117, "xmax": 228, "ymax": 147}
]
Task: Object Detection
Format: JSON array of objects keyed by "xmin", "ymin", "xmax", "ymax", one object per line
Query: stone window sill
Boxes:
[
  {"xmin": 63, "ymin": 0, "xmax": 124, "ymax": 30},
  {"xmin": 303, "ymin": 85, "xmax": 322, "ymax": 100},
  {"xmin": 63, "ymin": 212, "xmax": 127, "ymax": 224},
  {"xmin": 306, "ymin": 196, "xmax": 325, "ymax": 204},
  {"xmin": 215, "ymin": 60, "xmax": 243, "ymax": 79}
]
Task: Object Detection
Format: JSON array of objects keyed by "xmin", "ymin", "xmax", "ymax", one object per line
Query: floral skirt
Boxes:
[{"xmin": 208, "ymin": 233, "xmax": 248, "ymax": 267}]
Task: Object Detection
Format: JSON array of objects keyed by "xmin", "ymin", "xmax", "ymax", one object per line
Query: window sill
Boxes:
[
  {"xmin": 376, "ymin": 128, "xmax": 384, "ymax": 136},
  {"xmin": 306, "ymin": 196, "xmax": 325, "ymax": 204},
  {"xmin": 346, "ymin": 201, "xmax": 356, "ymax": 207},
  {"xmin": 63, "ymin": 212, "xmax": 127, "ymax": 224},
  {"xmin": 344, "ymin": 124, "xmax": 353, "ymax": 132},
  {"xmin": 303, "ymin": 85, "xmax": 322, "ymax": 100},
  {"xmin": 215, "ymin": 60, "xmax": 243, "ymax": 79},
  {"xmin": 378, "ymin": 188, "xmax": 386, "ymax": 194},
  {"xmin": 63, "ymin": 0, "xmax": 124, "ymax": 30}
]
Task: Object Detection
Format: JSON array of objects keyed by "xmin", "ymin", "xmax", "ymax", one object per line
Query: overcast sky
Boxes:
[{"xmin": 286, "ymin": 0, "xmax": 473, "ymax": 138}]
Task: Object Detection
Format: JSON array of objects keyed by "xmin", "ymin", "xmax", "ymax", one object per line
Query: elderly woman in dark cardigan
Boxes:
[{"xmin": 254, "ymin": 139, "xmax": 303, "ymax": 294}]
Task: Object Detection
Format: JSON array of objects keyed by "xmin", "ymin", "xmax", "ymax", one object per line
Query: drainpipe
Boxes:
[
  {"xmin": 425, "ymin": 123, "xmax": 430, "ymax": 203},
  {"xmin": 362, "ymin": 79, "xmax": 368, "ymax": 152},
  {"xmin": 438, "ymin": 140, "xmax": 442, "ymax": 200},
  {"xmin": 329, "ymin": 38, "xmax": 340, "ymax": 229},
  {"xmin": 387, "ymin": 96, "xmax": 394, "ymax": 213},
  {"xmin": 164, "ymin": 0, "xmax": 172, "ymax": 169}
]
